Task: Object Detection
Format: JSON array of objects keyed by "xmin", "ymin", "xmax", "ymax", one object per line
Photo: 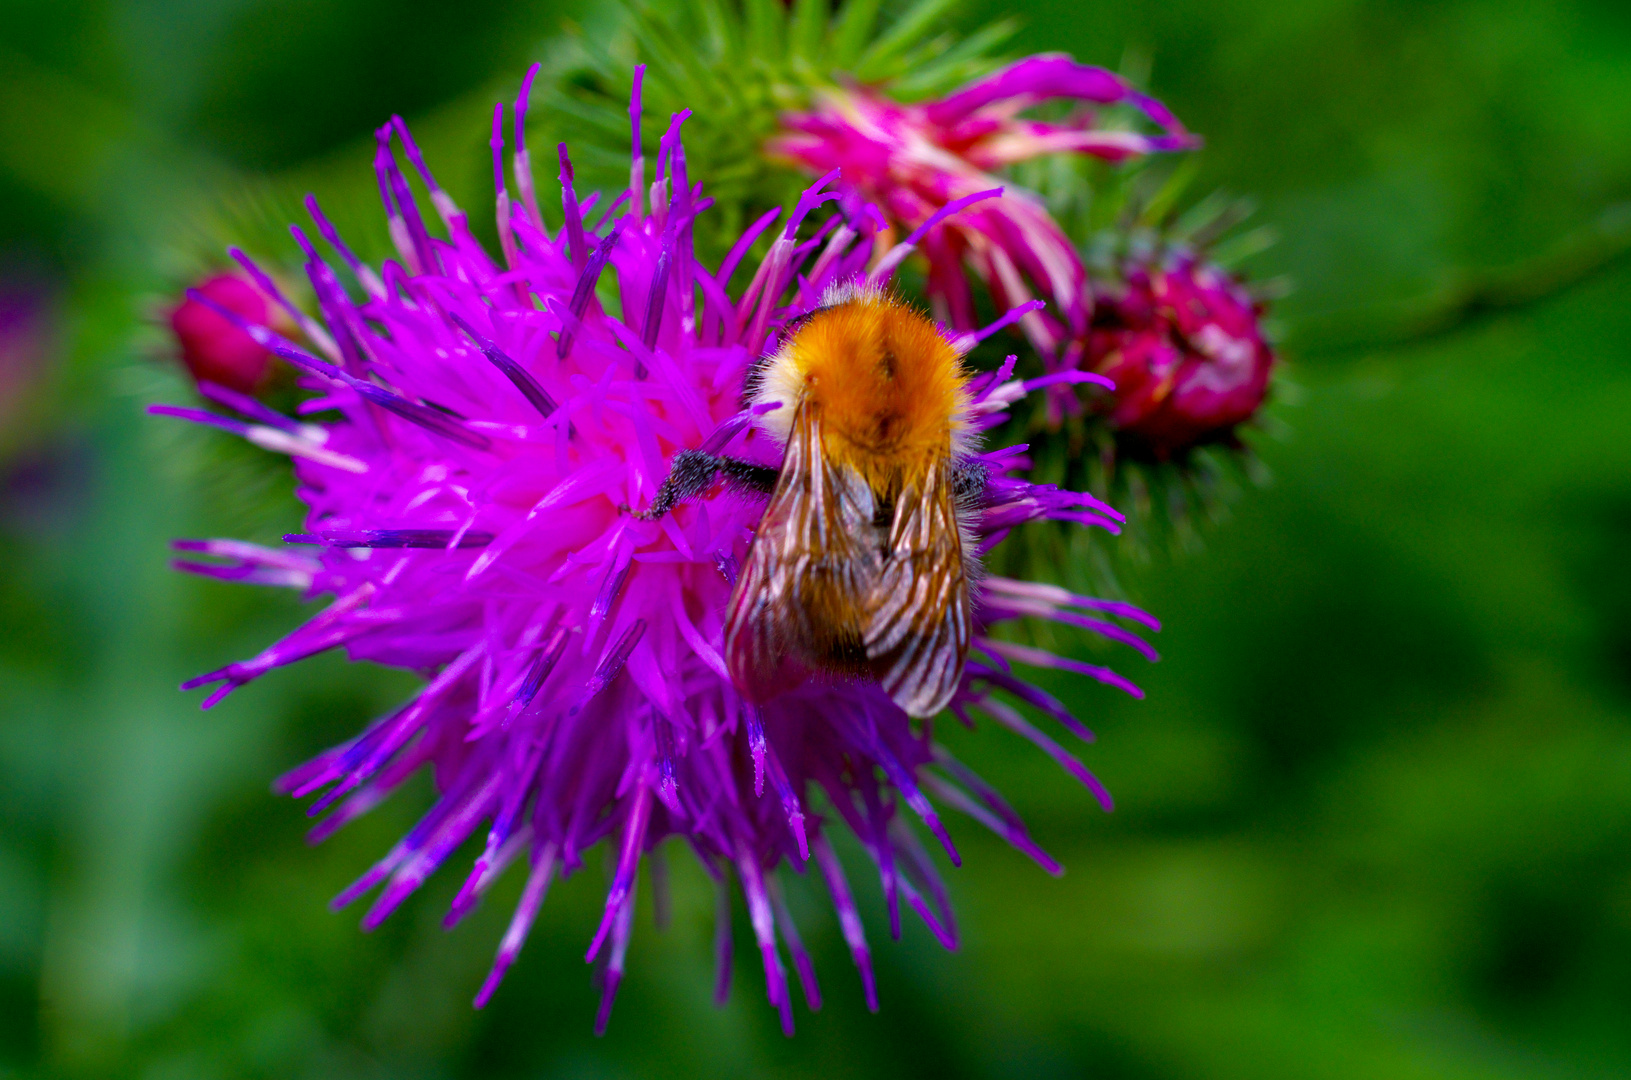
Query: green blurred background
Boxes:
[{"xmin": 2, "ymin": 0, "xmax": 1630, "ymax": 1077}]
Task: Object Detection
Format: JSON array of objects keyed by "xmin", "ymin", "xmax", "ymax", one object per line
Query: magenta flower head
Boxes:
[
  {"xmin": 1085, "ymin": 249, "xmax": 1275, "ymax": 459},
  {"xmin": 768, "ymin": 54, "xmax": 1196, "ymax": 357},
  {"xmin": 157, "ymin": 65, "xmax": 1158, "ymax": 1033}
]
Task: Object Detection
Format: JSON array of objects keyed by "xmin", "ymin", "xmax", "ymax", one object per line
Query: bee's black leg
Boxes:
[
  {"xmin": 951, "ymin": 460, "xmax": 990, "ymax": 508},
  {"xmin": 716, "ymin": 456, "xmax": 781, "ymax": 497},
  {"xmin": 639, "ymin": 449, "xmax": 780, "ymax": 520}
]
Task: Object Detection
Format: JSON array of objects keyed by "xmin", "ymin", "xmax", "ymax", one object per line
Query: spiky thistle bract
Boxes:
[{"xmin": 538, "ymin": 0, "xmax": 1022, "ymax": 258}]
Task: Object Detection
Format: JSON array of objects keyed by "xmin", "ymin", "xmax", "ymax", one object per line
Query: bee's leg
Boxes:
[
  {"xmin": 715, "ymin": 456, "xmax": 781, "ymax": 497},
  {"xmin": 639, "ymin": 450, "xmax": 779, "ymax": 520},
  {"xmin": 951, "ymin": 460, "xmax": 990, "ymax": 507}
]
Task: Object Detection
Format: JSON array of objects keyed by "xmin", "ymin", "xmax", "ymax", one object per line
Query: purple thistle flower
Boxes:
[
  {"xmin": 156, "ymin": 65, "xmax": 1158, "ymax": 1034},
  {"xmin": 767, "ymin": 54, "xmax": 1197, "ymax": 359}
]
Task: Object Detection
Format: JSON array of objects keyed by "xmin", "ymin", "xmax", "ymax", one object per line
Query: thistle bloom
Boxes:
[
  {"xmin": 1084, "ymin": 250, "xmax": 1275, "ymax": 458},
  {"xmin": 158, "ymin": 66, "xmax": 1157, "ymax": 1033},
  {"xmin": 768, "ymin": 54, "xmax": 1196, "ymax": 358},
  {"xmin": 169, "ymin": 272, "xmax": 287, "ymax": 394}
]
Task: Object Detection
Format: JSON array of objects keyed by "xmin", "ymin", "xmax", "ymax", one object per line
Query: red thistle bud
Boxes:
[
  {"xmin": 1085, "ymin": 253, "xmax": 1274, "ymax": 458},
  {"xmin": 168, "ymin": 273, "xmax": 285, "ymax": 395}
]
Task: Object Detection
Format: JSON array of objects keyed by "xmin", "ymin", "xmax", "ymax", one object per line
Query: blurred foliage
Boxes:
[{"xmin": 2, "ymin": 0, "xmax": 1630, "ymax": 1078}]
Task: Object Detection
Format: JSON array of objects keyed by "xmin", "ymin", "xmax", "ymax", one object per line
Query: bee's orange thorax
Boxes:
[
  {"xmin": 778, "ymin": 294, "xmax": 965, "ymax": 490},
  {"xmin": 732, "ymin": 288, "xmax": 977, "ymax": 718}
]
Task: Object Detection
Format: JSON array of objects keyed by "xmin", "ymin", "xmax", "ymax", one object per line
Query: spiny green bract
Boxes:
[{"xmin": 539, "ymin": 0, "xmax": 1018, "ymax": 260}]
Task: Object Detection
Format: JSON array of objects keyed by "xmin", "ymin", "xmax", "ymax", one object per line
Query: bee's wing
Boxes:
[
  {"xmin": 864, "ymin": 461, "xmax": 972, "ymax": 718},
  {"xmin": 724, "ymin": 402, "xmax": 880, "ymax": 703}
]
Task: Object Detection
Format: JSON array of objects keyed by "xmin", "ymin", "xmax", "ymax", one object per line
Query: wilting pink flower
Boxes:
[
  {"xmin": 169, "ymin": 273, "xmax": 291, "ymax": 394},
  {"xmin": 1084, "ymin": 250, "xmax": 1275, "ymax": 458},
  {"xmin": 156, "ymin": 65, "xmax": 1157, "ymax": 1033},
  {"xmin": 769, "ymin": 54, "xmax": 1196, "ymax": 359}
]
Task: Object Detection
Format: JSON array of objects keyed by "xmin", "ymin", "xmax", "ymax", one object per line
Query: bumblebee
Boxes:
[{"xmin": 644, "ymin": 283, "xmax": 983, "ymax": 718}]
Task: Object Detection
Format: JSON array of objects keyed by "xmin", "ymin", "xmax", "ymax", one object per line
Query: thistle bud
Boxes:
[
  {"xmin": 168, "ymin": 273, "xmax": 281, "ymax": 394},
  {"xmin": 1086, "ymin": 253, "xmax": 1274, "ymax": 458}
]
